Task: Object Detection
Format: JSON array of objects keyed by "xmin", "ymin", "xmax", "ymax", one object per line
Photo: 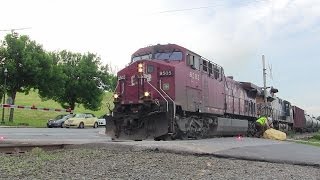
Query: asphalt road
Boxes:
[{"xmin": 0, "ymin": 127, "xmax": 111, "ymax": 144}]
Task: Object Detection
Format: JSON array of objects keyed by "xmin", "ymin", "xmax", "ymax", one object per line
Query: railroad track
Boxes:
[{"xmin": 0, "ymin": 144, "xmax": 65, "ymax": 154}]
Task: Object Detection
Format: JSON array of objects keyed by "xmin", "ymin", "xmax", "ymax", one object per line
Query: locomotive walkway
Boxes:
[{"xmin": 1, "ymin": 128, "xmax": 320, "ymax": 167}]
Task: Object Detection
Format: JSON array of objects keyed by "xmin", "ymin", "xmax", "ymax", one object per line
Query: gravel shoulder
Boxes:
[{"xmin": 0, "ymin": 144, "xmax": 319, "ymax": 180}]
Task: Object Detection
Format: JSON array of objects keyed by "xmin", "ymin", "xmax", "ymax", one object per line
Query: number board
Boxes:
[{"xmin": 159, "ymin": 70, "xmax": 173, "ymax": 76}]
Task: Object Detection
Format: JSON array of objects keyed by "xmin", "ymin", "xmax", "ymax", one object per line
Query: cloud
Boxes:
[
  {"xmin": 1, "ymin": 0, "xmax": 319, "ymax": 115},
  {"xmin": 304, "ymin": 106, "xmax": 320, "ymax": 117},
  {"xmin": 1, "ymin": 0, "xmax": 318, "ymax": 68}
]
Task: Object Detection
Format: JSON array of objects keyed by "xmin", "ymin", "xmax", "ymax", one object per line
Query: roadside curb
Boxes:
[{"xmin": 0, "ymin": 126, "xmax": 37, "ymax": 128}]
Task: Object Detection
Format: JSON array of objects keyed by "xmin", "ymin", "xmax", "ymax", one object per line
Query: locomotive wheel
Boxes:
[
  {"xmin": 187, "ymin": 118, "xmax": 202, "ymax": 139},
  {"xmin": 173, "ymin": 116, "xmax": 189, "ymax": 140}
]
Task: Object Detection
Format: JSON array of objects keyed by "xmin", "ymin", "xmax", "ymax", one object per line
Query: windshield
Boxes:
[
  {"xmin": 54, "ymin": 115, "xmax": 65, "ymax": 120},
  {"xmin": 132, "ymin": 54, "xmax": 152, "ymax": 61},
  {"xmin": 132, "ymin": 51, "xmax": 182, "ymax": 62},
  {"xmin": 155, "ymin": 52, "xmax": 182, "ymax": 61},
  {"xmin": 73, "ymin": 114, "xmax": 85, "ymax": 118}
]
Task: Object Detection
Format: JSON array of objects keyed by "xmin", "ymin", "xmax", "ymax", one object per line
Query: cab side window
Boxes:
[
  {"xmin": 187, "ymin": 54, "xmax": 200, "ymax": 70},
  {"xmin": 202, "ymin": 60, "xmax": 208, "ymax": 72},
  {"xmin": 194, "ymin": 56, "xmax": 200, "ymax": 70},
  {"xmin": 208, "ymin": 62, "xmax": 213, "ymax": 75},
  {"xmin": 213, "ymin": 65, "xmax": 219, "ymax": 79}
]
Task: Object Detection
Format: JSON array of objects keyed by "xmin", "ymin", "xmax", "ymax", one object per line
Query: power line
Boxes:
[
  {"xmin": 0, "ymin": 27, "xmax": 31, "ymax": 33},
  {"xmin": 156, "ymin": 5, "xmax": 221, "ymax": 14},
  {"xmin": 153, "ymin": 0, "xmax": 270, "ymax": 14}
]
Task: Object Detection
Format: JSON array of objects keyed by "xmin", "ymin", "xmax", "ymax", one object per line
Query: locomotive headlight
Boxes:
[
  {"xmin": 113, "ymin": 94, "xmax": 119, "ymax": 99},
  {"xmin": 144, "ymin": 91, "xmax": 150, "ymax": 97}
]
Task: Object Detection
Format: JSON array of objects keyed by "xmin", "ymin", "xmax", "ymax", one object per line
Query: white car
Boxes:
[{"xmin": 97, "ymin": 114, "xmax": 107, "ymax": 126}]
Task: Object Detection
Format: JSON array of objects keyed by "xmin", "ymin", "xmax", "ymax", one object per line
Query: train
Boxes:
[
  {"xmin": 105, "ymin": 43, "xmax": 320, "ymax": 140},
  {"xmin": 260, "ymin": 94, "xmax": 320, "ymax": 133}
]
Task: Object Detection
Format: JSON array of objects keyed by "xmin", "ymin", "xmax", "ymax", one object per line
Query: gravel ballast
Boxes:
[{"xmin": 0, "ymin": 145, "xmax": 319, "ymax": 180}]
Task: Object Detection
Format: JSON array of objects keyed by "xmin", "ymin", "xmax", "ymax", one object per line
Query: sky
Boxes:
[{"xmin": 0, "ymin": 0, "xmax": 319, "ymax": 116}]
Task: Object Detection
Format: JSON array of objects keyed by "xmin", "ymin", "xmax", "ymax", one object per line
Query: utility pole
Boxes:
[
  {"xmin": 1, "ymin": 68, "xmax": 8, "ymax": 124},
  {"xmin": 262, "ymin": 55, "xmax": 270, "ymax": 116},
  {"xmin": 262, "ymin": 55, "xmax": 267, "ymax": 104}
]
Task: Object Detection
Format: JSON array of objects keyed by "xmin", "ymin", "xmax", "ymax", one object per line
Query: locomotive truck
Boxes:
[{"xmin": 106, "ymin": 44, "xmax": 262, "ymax": 140}]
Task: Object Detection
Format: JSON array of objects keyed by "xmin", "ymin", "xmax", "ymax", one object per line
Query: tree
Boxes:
[
  {"xmin": 99, "ymin": 64, "xmax": 117, "ymax": 92},
  {"xmin": 0, "ymin": 33, "xmax": 54, "ymax": 122},
  {"xmin": 42, "ymin": 50, "xmax": 106, "ymax": 111},
  {"xmin": 317, "ymin": 116, "xmax": 320, "ymax": 121}
]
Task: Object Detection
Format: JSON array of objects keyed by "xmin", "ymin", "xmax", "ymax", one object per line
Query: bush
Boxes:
[{"xmin": 312, "ymin": 134, "xmax": 320, "ymax": 141}]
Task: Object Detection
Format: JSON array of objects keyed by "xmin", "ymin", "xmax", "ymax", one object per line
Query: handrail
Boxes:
[
  {"xmin": 146, "ymin": 81, "xmax": 168, "ymax": 112},
  {"xmin": 159, "ymin": 79, "xmax": 176, "ymax": 118},
  {"xmin": 159, "ymin": 79, "xmax": 176, "ymax": 133}
]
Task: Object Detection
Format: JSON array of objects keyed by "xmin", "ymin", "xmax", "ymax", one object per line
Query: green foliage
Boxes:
[
  {"xmin": 0, "ymin": 33, "xmax": 52, "ymax": 96},
  {"xmin": 99, "ymin": 64, "xmax": 117, "ymax": 91},
  {"xmin": 40, "ymin": 50, "xmax": 108, "ymax": 111},
  {"xmin": 0, "ymin": 33, "xmax": 118, "ymax": 120},
  {"xmin": 311, "ymin": 134, "xmax": 320, "ymax": 141},
  {"xmin": 0, "ymin": 33, "xmax": 55, "ymax": 121}
]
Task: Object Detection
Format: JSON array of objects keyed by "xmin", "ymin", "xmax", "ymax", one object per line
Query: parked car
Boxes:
[
  {"xmin": 47, "ymin": 114, "xmax": 73, "ymax": 128},
  {"xmin": 64, "ymin": 113, "xmax": 99, "ymax": 128},
  {"xmin": 97, "ymin": 114, "xmax": 108, "ymax": 126}
]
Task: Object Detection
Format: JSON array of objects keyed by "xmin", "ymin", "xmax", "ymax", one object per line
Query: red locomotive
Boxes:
[{"xmin": 106, "ymin": 44, "xmax": 261, "ymax": 140}]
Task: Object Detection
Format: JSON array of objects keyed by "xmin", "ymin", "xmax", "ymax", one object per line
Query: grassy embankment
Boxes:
[
  {"xmin": 296, "ymin": 133, "xmax": 320, "ymax": 147},
  {"xmin": 0, "ymin": 90, "xmax": 113, "ymax": 127}
]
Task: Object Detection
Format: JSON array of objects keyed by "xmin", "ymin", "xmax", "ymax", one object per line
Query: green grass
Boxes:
[
  {"xmin": 296, "ymin": 133, "xmax": 320, "ymax": 147},
  {"xmin": 311, "ymin": 133, "xmax": 320, "ymax": 141},
  {"xmin": 0, "ymin": 90, "xmax": 113, "ymax": 127}
]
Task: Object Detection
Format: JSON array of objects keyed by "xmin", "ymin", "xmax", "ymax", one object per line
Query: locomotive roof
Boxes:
[
  {"xmin": 131, "ymin": 43, "xmax": 222, "ymax": 68},
  {"xmin": 132, "ymin": 43, "xmax": 200, "ymax": 57}
]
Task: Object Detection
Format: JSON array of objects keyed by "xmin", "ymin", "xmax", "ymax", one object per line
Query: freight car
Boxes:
[
  {"xmin": 255, "ymin": 91, "xmax": 320, "ymax": 133},
  {"xmin": 292, "ymin": 106, "xmax": 320, "ymax": 132},
  {"xmin": 106, "ymin": 44, "xmax": 260, "ymax": 140}
]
